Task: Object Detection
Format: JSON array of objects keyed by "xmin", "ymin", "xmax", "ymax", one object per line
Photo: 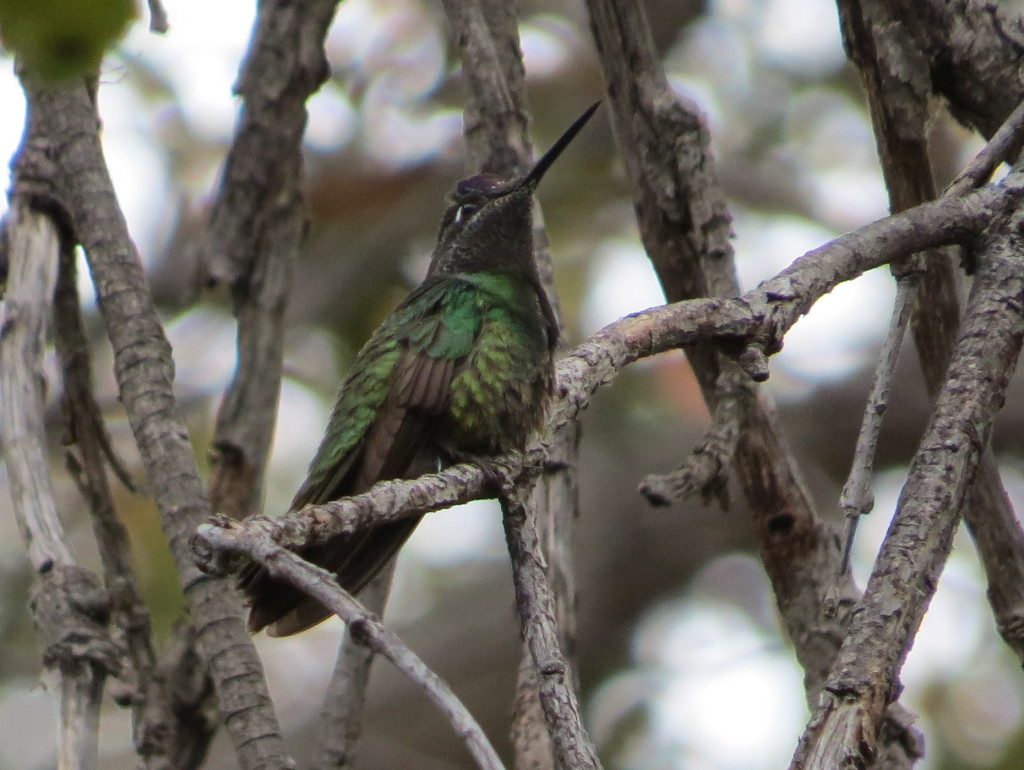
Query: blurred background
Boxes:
[{"xmin": 3, "ymin": 0, "xmax": 1024, "ymax": 767}]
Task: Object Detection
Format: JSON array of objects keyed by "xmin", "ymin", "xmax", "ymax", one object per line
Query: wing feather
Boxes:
[{"xmin": 244, "ymin": 279, "xmax": 484, "ymax": 635}]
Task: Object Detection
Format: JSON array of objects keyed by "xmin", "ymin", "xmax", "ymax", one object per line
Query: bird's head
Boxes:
[{"xmin": 428, "ymin": 102, "xmax": 600, "ymax": 278}]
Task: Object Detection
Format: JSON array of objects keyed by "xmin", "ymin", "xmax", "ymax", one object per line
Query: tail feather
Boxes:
[{"xmin": 245, "ymin": 516, "xmax": 422, "ymax": 636}]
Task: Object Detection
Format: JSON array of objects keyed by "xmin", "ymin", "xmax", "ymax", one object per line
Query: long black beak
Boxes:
[{"xmin": 521, "ymin": 101, "xmax": 601, "ymax": 189}]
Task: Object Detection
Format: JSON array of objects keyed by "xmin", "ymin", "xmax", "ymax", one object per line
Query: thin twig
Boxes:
[
  {"xmin": 946, "ymin": 95, "xmax": 1024, "ymax": 196},
  {"xmin": 835, "ymin": 279, "xmax": 914, "ymax": 580},
  {"xmin": 835, "ymin": 91, "xmax": 1024, "ymax": 585},
  {"xmin": 200, "ymin": 523, "xmax": 506, "ymax": 770},
  {"xmin": 639, "ymin": 376, "xmax": 743, "ymax": 508},
  {"xmin": 53, "ymin": 246, "xmax": 170, "ymax": 764}
]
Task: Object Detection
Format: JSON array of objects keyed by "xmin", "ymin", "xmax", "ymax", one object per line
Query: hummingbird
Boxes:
[{"xmin": 240, "ymin": 102, "xmax": 600, "ymax": 636}]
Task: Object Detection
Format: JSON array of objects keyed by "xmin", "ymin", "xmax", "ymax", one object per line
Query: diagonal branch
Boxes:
[
  {"xmin": 198, "ymin": 521, "xmax": 506, "ymax": 770},
  {"xmin": 790, "ymin": 206, "xmax": 1024, "ymax": 770},
  {"xmin": 839, "ymin": 0, "xmax": 1024, "ymax": 670}
]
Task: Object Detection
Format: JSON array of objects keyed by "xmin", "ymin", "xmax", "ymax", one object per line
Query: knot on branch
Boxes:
[
  {"xmin": 29, "ymin": 564, "xmax": 122, "ymax": 676},
  {"xmin": 190, "ymin": 515, "xmax": 250, "ymax": 577},
  {"xmin": 736, "ymin": 343, "xmax": 770, "ymax": 382},
  {"xmin": 10, "ymin": 137, "xmax": 76, "ymax": 243}
]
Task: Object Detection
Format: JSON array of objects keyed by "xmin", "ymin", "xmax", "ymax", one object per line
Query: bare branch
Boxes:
[
  {"xmin": 315, "ymin": 566, "xmax": 394, "ymax": 768},
  {"xmin": 839, "ymin": 0, "xmax": 1024, "ymax": 672},
  {"xmin": 54, "ymin": 244, "xmax": 171, "ymax": 764},
  {"xmin": 500, "ymin": 487, "xmax": 600, "ymax": 770},
  {"xmin": 197, "ymin": 0, "xmax": 337, "ymax": 290},
  {"xmin": 836, "ymin": 280, "xmax": 913, "ymax": 577},
  {"xmin": 0, "ymin": 205, "xmax": 72, "ymax": 569},
  {"xmin": 582, "ymin": 0, "xmax": 868, "ymax": 718},
  {"xmin": 439, "ymin": 0, "xmax": 530, "ymax": 176},
  {"xmin": 206, "ymin": 0, "xmax": 338, "ymax": 520},
  {"xmin": 0, "ymin": 200, "xmax": 116, "ymax": 770},
  {"xmin": 639, "ymin": 377, "xmax": 742, "ymax": 508},
  {"xmin": 888, "ymin": 0, "xmax": 1024, "ymax": 138},
  {"xmin": 199, "ymin": 522, "xmax": 506, "ymax": 770},
  {"xmin": 791, "ymin": 206, "xmax": 1024, "ymax": 770},
  {"xmin": 15, "ymin": 74, "xmax": 292, "ymax": 769},
  {"xmin": 946, "ymin": 95, "xmax": 1024, "ymax": 196}
]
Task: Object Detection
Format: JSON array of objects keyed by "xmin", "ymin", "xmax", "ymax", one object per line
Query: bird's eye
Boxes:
[{"xmin": 454, "ymin": 203, "xmax": 478, "ymax": 224}]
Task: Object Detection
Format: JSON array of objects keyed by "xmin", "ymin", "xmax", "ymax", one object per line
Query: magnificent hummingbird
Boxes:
[{"xmin": 241, "ymin": 102, "xmax": 600, "ymax": 636}]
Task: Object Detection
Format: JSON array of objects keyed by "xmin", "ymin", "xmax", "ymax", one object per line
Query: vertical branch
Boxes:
[
  {"xmin": 440, "ymin": 2, "xmax": 586, "ymax": 764},
  {"xmin": 0, "ymin": 200, "xmax": 117, "ymax": 770},
  {"xmin": 501, "ymin": 489, "xmax": 601, "ymax": 770},
  {"xmin": 16, "ymin": 75, "xmax": 292, "ymax": 769},
  {"xmin": 314, "ymin": 565, "xmax": 394, "ymax": 768},
  {"xmin": 54, "ymin": 247, "xmax": 171, "ymax": 764},
  {"xmin": 168, "ymin": 0, "xmax": 339, "ymax": 764},
  {"xmin": 204, "ymin": 0, "xmax": 339, "ymax": 520}
]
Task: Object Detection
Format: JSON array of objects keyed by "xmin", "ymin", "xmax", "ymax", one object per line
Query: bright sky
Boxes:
[{"xmin": 0, "ymin": 0, "xmax": 1019, "ymax": 768}]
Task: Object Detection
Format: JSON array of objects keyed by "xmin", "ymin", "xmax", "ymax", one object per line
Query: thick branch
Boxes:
[
  {"xmin": 888, "ymin": 0, "xmax": 1024, "ymax": 138},
  {"xmin": 791, "ymin": 208, "xmax": 1024, "ymax": 770},
  {"xmin": 840, "ymin": 0, "xmax": 1024, "ymax": 670},
  {"xmin": 207, "ymin": 0, "xmax": 337, "ymax": 521},
  {"xmin": 17, "ymin": 75, "xmax": 292, "ymax": 770},
  {"xmin": 198, "ymin": 0, "xmax": 337, "ymax": 289},
  {"xmin": 0, "ymin": 201, "xmax": 113, "ymax": 770}
]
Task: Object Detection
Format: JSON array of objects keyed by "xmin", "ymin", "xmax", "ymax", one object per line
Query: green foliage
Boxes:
[{"xmin": 0, "ymin": 0, "xmax": 134, "ymax": 80}]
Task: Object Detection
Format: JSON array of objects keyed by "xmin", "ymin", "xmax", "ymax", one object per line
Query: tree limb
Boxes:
[
  {"xmin": 0, "ymin": 200, "xmax": 116, "ymax": 770},
  {"xmin": 15, "ymin": 74, "xmax": 293, "ymax": 770},
  {"xmin": 790, "ymin": 204, "xmax": 1024, "ymax": 770},
  {"xmin": 198, "ymin": 522, "xmax": 507, "ymax": 770},
  {"xmin": 840, "ymin": 0, "xmax": 1024, "ymax": 672}
]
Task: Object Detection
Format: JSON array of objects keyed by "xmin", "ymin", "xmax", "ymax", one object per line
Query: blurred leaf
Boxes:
[{"xmin": 0, "ymin": 0, "xmax": 134, "ymax": 80}]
